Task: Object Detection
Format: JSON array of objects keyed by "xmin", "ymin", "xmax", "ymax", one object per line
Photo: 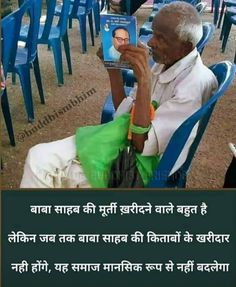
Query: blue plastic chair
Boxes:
[
  {"xmin": 141, "ymin": 0, "xmax": 206, "ymax": 36},
  {"xmin": 55, "ymin": 0, "xmax": 95, "ymax": 54},
  {"xmin": 149, "ymin": 1, "xmax": 206, "ymax": 21},
  {"xmin": 1, "ymin": 15, "xmax": 16, "ymax": 146},
  {"xmin": 66, "ymin": 0, "xmax": 100, "ymax": 36},
  {"xmin": 220, "ymin": 9, "xmax": 236, "ymax": 54},
  {"xmin": 123, "ymin": 22, "xmax": 216, "ymax": 88},
  {"xmin": 217, "ymin": 0, "xmax": 236, "ymax": 28},
  {"xmin": 21, "ymin": 0, "xmax": 72, "ymax": 86},
  {"xmin": 149, "ymin": 61, "xmax": 235, "ymax": 187},
  {"xmin": 197, "ymin": 22, "xmax": 215, "ymax": 54},
  {"xmin": 220, "ymin": 6, "xmax": 236, "ymax": 40},
  {"xmin": 7, "ymin": 0, "xmax": 45, "ymax": 122},
  {"xmin": 101, "ymin": 61, "xmax": 235, "ymax": 187}
]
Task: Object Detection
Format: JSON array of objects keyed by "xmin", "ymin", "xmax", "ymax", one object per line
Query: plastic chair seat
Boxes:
[
  {"xmin": 55, "ymin": 4, "xmax": 90, "ymax": 18},
  {"xmin": 55, "ymin": 4, "xmax": 73, "ymax": 16},
  {"xmin": 21, "ymin": 24, "xmax": 61, "ymax": 43},
  {"xmin": 77, "ymin": 5, "xmax": 88, "ymax": 16},
  {"xmin": 38, "ymin": 25, "xmax": 61, "ymax": 41}
]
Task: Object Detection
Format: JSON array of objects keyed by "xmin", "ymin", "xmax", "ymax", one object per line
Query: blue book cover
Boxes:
[{"xmin": 100, "ymin": 14, "xmax": 137, "ymax": 69}]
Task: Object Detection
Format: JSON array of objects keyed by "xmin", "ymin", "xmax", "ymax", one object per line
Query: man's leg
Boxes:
[{"xmin": 20, "ymin": 135, "xmax": 90, "ymax": 188}]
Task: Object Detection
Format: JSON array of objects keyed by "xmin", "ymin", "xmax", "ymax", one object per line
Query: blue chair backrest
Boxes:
[
  {"xmin": 58, "ymin": 0, "xmax": 71, "ymax": 37},
  {"xmin": 40, "ymin": 0, "xmax": 70, "ymax": 40},
  {"xmin": 1, "ymin": 15, "xmax": 15, "ymax": 78},
  {"xmin": 148, "ymin": 61, "xmax": 236, "ymax": 187},
  {"xmin": 40, "ymin": 0, "xmax": 57, "ymax": 41},
  {"xmin": 197, "ymin": 22, "xmax": 215, "ymax": 55},
  {"xmin": 70, "ymin": 0, "xmax": 93, "ymax": 16},
  {"xmin": 26, "ymin": 0, "xmax": 42, "ymax": 60},
  {"xmin": 5, "ymin": 0, "xmax": 41, "ymax": 69}
]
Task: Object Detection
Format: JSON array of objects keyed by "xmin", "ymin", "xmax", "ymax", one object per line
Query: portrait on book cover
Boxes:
[{"xmin": 101, "ymin": 15, "xmax": 137, "ymax": 65}]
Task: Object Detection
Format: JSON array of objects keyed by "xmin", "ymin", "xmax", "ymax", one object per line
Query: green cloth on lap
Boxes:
[{"xmin": 76, "ymin": 113, "xmax": 160, "ymax": 187}]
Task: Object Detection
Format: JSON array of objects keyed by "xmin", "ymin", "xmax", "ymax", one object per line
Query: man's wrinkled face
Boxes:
[
  {"xmin": 112, "ymin": 29, "xmax": 130, "ymax": 50},
  {"xmin": 147, "ymin": 12, "xmax": 191, "ymax": 67}
]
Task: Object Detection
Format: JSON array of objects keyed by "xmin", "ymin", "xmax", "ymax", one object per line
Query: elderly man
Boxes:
[{"xmin": 20, "ymin": 1, "xmax": 218, "ymax": 188}]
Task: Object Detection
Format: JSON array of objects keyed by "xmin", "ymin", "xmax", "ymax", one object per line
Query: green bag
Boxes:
[{"xmin": 76, "ymin": 113, "xmax": 160, "ymax": 188}]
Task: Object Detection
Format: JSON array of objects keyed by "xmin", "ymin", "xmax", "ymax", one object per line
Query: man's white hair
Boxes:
[{"xmin": 160, "ymin": 1, "xmax": 203, "ymax": 46}]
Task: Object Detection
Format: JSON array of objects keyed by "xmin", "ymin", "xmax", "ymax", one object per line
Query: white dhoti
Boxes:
[{"xmin": 20, "ymin": 135, "xmax": 90, "ymax": 188}]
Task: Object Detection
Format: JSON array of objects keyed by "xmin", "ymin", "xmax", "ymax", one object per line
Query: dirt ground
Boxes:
[{"xmin": 1, "ymin": 8, "xmax": 236, "ymax": 189}]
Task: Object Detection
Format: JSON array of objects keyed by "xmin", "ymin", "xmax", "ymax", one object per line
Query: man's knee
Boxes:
[{"xmin": 26, "ymin": 143, "xmax": 51, "ymax": 168}]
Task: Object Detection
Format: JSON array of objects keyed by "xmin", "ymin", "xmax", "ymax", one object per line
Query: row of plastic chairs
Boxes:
[
  {"xmin": 1, "ymin": 0, "xmax": 101, "ymax": 146},
  {"xmin": 55, "ymin": 0, "xmax": 100, "ymax": 54},
  {"xmin": 139, "ymin": 0, "xmax": 207, "ymax": 37},
  {"xmin": 217, "ymin": 0, "xmax": 236, "ymax": 64}
]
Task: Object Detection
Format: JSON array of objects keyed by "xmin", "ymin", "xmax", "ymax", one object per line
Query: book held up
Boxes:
[{"xmin": 100, "ymin": 14, "xmax": 137, "ymax": 69}]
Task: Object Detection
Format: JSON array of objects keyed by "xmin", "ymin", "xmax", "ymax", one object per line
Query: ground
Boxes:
[{"xmin": 1, "ymin": 7, "xmax": 236, "ymax": 189}]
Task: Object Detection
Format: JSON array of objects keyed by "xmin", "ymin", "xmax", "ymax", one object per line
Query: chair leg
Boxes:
[
  {"xmin": 33, "ymin": 53, "xmax": 45, "ymax": 104},
  {"xmin": 12, "ymin": 72, "xmax": 16, "ymax": 84},
  {"xmin": 217, "ymin": 1, "xmax": 225, "ymax": 29},
  {"xmin": 1, "ymin": 88, "xmax": 16, "ymax": 146},
  {"xmin": 211, "ymin": 0, "xmax": 214, "ymax": 13},
  {"xmin": 17, "ymin": 65, "xmax": 34, "ymax": 122},
  {"xmin": 78, "ymin": 15, "xmax": 87, "ymax": 53},
  {"xmin": 62, "ymin": 31, "xmax": 72, "ymax": 75},
  {"xmin": 69, "ymin": 18, "xmax": 73, "ymax": 29},
  {"xmin": 100, "ymin": 0, "xmax": 105, "ymax": 11},
  {"xmin": 221, "ymin": 19, "xmax": 232, "ymax": 53},
  {"xmin": 213, "ymin": 0, "xmax": 220, "ymax": 26},
  {"xmin": 50, "ymin": 39, "xmax": 64, "ymax": 86},
  {"xmin": 93, "ymin": 1, "xmax": 100, "ymax": 36},
  {"xmin": 88, "ymin": 12, "xmax": 95, "ymax": 46},
  {"xmin": 220, "ymin": 14, "xmax": 227, "ymax": 41}
]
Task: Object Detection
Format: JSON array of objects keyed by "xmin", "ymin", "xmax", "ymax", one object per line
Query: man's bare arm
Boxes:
[
  {"xmin": 119, "ymin": 44, "xmax": 152, "ymax": 153},
  {"xmin": 108, "ymin": 69, "xmax": 126, "ymax": 110}
]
